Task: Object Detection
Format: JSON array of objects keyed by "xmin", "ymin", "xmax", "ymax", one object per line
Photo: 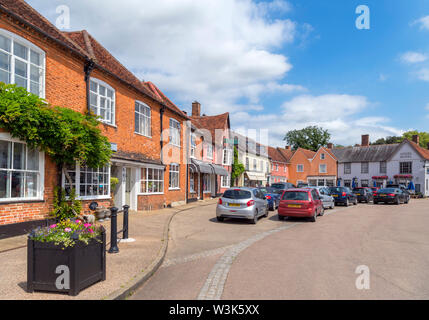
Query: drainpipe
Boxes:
[
  {"xmin": 185, "ymin": 121, "xmax": 190, "ymax": 203},
  {"xmin": 84, "ymin": 60, "xmax": 95, "ymax": 115},
  {"xmin": 160, "ymin": 106, "xmax": 165, "ymax": 164}
]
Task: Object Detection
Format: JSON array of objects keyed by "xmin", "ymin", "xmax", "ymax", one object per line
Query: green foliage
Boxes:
[
  {"xmin": 284, "ymin": 126, "xmax": 331, "ymax": 151},
  {"xmin": 110, "ymin": 177, "xmax": 119, "ymax": 192},
  {"xmin": 403, "ymin": 130, "xmax": 429, "ymax": 148},
  {"xmin": 51, "ymin": 187, "xmax": 82, "ymax": 221},
  {"xmin": 231, "ymin": 146, "xmax": 245, "ymax": 184},
  {"xmin": 29, "ymin": 218, "xmax": 102, "ymax": 248},
  {"xmin": 0, "ymin": 83, "xmax": 112, "ymax": 168},
  {"xmin": 371, "ymin": 136, "xmax": 403, "ymax": 145}
]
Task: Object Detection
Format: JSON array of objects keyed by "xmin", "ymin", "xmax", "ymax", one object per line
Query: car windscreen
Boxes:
[
  {"xmin": 282, "ymin": 191, "xmax": 309, "ymax": 201},
  {"xmin": 353, "ymin": 188, "xmax": 364, "ymax": 192},
  {"xmin": 271, "ymin": 184, "xmax": 284, "ymax": 189},
  {"xmin": 223, "ymin": 189, "xmax": 252, "ymax": 199},
  {"xmin": 377, "ymin": 188, "xmax": 397, "ymax": 193},
  {"xmin": 328, "ymin": 187, "xmax": 344, "ymax": 193},
  {"xmin": 259, "ymin": 188, "xmax": 268, "ymax": 194}
]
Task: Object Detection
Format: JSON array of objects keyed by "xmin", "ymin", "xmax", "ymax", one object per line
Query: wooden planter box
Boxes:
[{"xmin": 27, "ymin": 227, "xmax": 106, "ymax": 296}]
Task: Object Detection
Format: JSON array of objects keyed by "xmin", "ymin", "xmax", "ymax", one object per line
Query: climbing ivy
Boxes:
[{"xmin": 231, "ymin": 145, "xmax": 245, "ymax": 186}]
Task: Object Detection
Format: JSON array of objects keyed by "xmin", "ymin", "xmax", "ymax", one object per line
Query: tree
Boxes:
[
  {"xmin": 403, "ymin": 130, "xmax": 429, "ymax": 148},
  {"xmin": 231, "ymin": 146, "xmax": 245, "ymax": 186},
  {"xmin": 284, "ymin": 126, "xmax": 331, "ymax": 151},
  {"xmin": 0, "ymin": 83, "xmax": 112, "ymax": 217},
  {"xmin": 371, "ymin": 136, "xmax": 403, "ymax": 145}
]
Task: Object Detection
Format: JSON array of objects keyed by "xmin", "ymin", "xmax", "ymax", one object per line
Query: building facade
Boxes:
[{"xmin": 268, "ymin": 147, "xmax": 289, "ymax": 184}]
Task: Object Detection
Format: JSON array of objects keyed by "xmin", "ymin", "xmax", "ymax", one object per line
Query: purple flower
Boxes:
[
  {"xmin": 64, "ymin": 228, "xmax": 72, "ymax": 232},
  {"xmin": 49, "ymin": 224, "xmax": 57, "ymax": 229}
]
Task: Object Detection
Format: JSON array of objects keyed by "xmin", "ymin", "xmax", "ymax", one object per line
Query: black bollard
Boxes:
[
  {"xmin": 108, "ymin": 207, "xmax": 119, "ymax": 254},
  {"xmin": 123, "ymin": 205, "xmax": 130, "ymax": 240}
]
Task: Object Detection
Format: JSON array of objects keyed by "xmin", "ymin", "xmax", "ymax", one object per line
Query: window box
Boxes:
[
  {"xmin": 27, "ymin": 227, "xmax": 106, "ymax": 296},
  {"xmin": 394, "ymin": 174, "xmax": 413, "ymax": 179}
]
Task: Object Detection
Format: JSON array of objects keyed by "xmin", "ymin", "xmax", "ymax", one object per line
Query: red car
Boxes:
[
  {"xmin": 370, "ymin": 187, "xmax": 379, "ymax": 196},
  {"xmin": 278, "ymin": 188, "xmax": 324, "ymax": 222}
]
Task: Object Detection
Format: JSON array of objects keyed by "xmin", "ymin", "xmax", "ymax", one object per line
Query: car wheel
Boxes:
[
  {"xmin": 345, "ymin": 198, "xmax": 349, "ymax": 207},
  {"xmin": 217, "ymin": 217, "xmax": 224, "ymax": 222},
  {"xmin": 310, "ymin": 210, "xmax": 317, "ymax": 222},
  {"xmin": 319, "ymin": 207, "xmax": 325, "ymax": 216},
  {"xmin": 330, "ymin": 203, "xmax": 335, "ymax": 209},
  {"xmin": 354, "ymin": 198, "xmax": 358, "ymax": 205},
  {"xmin": 373, "ymin": 200, "xmax": 378, "ymax": 205},
  {"xmin": 405, "ymin": 197, "xmax": 409, "ymax": 204},
  {"xmin": 251, "ymin": 211, "xmax": 258, "ymax": 224},
  {"xmin": 396, "ymin": 197, "xmax": 400, "ymax": 205},
  {"xmin": 264, "ymin": 206, "xmax": 269, "ymax": 217},
  {"xmin": 278, "ymin": 214, "xmax": 284, "ymax": 221}
]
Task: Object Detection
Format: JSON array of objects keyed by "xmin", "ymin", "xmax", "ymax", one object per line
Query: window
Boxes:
[
  {"xmin": 276, "ymin": 164, "xmax": 279, "ymax": 171},
  {"xmin": 169, "ymin": 164, "xmax": 180, "ymax": 189},
  {"xmin": 253, "ymin": 159, "xmax": 257, "ymax": 171},
  {"xmin": 169, "ymin": 119, "xmax": 181, "ymax": 147},
  {"xmin": 89, "ymin": 78, "xmax": 115, "ymax": 125},
  {"xmin": 245, "ymin": 157, "xmax": 249, "ymax": 170},
  {"xmin": 223, "ymin": 148, "xmax": 232, "ymax": 165},
  {"xmin": 361, "ymin": 162, "xmax": 369, "ymax": 174},
  {"xmin": 190, "ymin": 174, "xmax": 195, "ymax": 193},
  {"xmin": 321, "ymin": 153, "xmax": 325, "ymax": 160},
  {"xmin": 206, "ymin": 143, "xmax": 213, "ymax": 159},
  {"xmin": 190, "ymin": 134, "xmax": 196, "ymax": 158},
  {"xmin": 297, "ymin": 164, "xmax": 304, "ymax": 172},
  {"xmin": 221, "ymin": 175, "xmax": 231, "ymax": 188},
  {"xmin": 344, "ymin": 180, "xmax": 351, "ymax": 188},
  {"xmin": 141, "ymin": 167, "xmax": 164, "ymax": 194},
  {"xmin": 203, "ymin": 174, "xmax": 211, "ymax": 192},
  {"xmin": 400, "ymin": 162, "xmax": 412, "ymax": 174},
  {"xmin": 344, "ymin": 163, "xmax": 351, "ymax": 174},
  {"xmin": 0, "ymin": 138, "xmax": 43, "ymax": 201},
  {"xmin": 260, "ymin": 160, "xmax": 263, "ymax": 172},
  {"xmin": 63, "ymin": 164, "xmax": 110, "ymax": 199},
  {"xmin": 135, "ymin": 101, "xmax": 151, "ymax": 137},
  {"xmin": 427, "ymin": 167, "xmax": 429, "ymax": 174},
  {"xmin": 361, "ymin": 180, "xmax": 369, "ymax": 187},
  {"xmin": 380, "ymin": 161, "xmax": 387, "ymax": 174},
  {"xmin": 319, "ymin": 164, "xmax": 327, "ymax": 173},
  {"xmin": 0, "ymin": 30, "xmax": 45, "ymax": 97}
]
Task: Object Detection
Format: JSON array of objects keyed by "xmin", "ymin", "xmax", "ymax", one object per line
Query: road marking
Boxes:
[{"xmin": 197, "ymin": 205, "xmax": 353, "ymax": 300}]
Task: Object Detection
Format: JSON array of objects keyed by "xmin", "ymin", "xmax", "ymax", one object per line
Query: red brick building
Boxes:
[
  {"xmin": 0, "ymin": 0, "xmax": 189, "ymax": 230},
  {"xmin": 268, "ymin": 147, "xmax": 289, "ymax": 183},
  {"xmin": 187, "ymin": 102, "xmax": 232, "ymax": 202}
]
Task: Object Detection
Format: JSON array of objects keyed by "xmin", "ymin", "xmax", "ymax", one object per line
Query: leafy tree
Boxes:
[
  {"xmin": 231, "ymin": 146, "xmax": 245, "ymax": 186},
  {"xmin": 0, "ymin": 83, "xmax": 112, "ymax": 217},
  {"xmin": 284, "ymin": 126, "xmax": 331, "ymax": 151},
  {"xmin": 403, "ymin": 130, "xmax": 429, "ymax": 148},
  {"xmin": 371, "ymin": 136, "xmax": 403, "ymax": 145}
]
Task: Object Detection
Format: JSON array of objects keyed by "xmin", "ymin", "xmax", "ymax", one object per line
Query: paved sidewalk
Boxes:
[{"xmin": 0, "ymin": 199, "xmax": 217, "ymax": 300}]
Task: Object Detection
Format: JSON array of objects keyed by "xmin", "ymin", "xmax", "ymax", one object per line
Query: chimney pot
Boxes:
[
  {"xmin": 412, "ymin": 134, "xmax": 420, "ymax": 145},
  {"xmin": 285, "ymin": 146, "xmax": 290, "ymax": 150},
  {"xmin": 192, "ymin": 101, "xmax": 201, "ymax": 117},
  {"xmin": 327, "ymin": 143, "xmax": 333, "ymax": 149},
  {"xmin": 361, "ymin": 134, "xmax": 369, "ymax": 147}
]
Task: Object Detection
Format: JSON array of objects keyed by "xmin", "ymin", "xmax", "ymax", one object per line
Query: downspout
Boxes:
[
  {"xmin": 84, "ymin": 60, "xmax": 95, "ymax": 115},
  {"xmin": 160, "ymin": 106, "xmax": 165, "ymax": 164},
  {"xmin": 185, "ymin": 120, "xmax": 190, "ymax": 203}
]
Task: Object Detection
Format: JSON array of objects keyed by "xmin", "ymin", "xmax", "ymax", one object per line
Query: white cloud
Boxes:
[
  {"xmin": 417, "ymin": 68, "xmax": 429, "ymax": 81},
  {"xmin": 412, "ymin": 16, "xmax": 429, "ymax": 30},
  {"xmin": 401, "ymin": 51, "xmax": 428, "ymax": 63},
  {"xmin": 28, "ymin": 0, "xmax": 304, "ymax": 114},
  {"xmin": 231, "ymin": 94, "xmax": 403, "ymax": 147}
]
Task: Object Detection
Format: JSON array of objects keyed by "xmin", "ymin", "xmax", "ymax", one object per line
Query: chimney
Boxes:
[
  {"xmin": 412, "ymin": 134, "xmax": 420, "ymax": 145},
  {"xmin": 361, "ymin": 134, "xmax": 369, "ymax": 147},
  {"xmin": 327, "ymin": 143, "xmax": 333, "ymax": 149},
  {"xmin": 285, "ymin": 146, "xmax": 291, "ymax": 150},
  {"xmin": 192, "ymin": 101, "xmax": 201, "ymax": 117}
]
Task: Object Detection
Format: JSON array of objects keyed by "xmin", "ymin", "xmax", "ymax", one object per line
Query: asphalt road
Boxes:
[{"xmin": 130, "ymin": 199, "xmax": 429, "ymax": 300}]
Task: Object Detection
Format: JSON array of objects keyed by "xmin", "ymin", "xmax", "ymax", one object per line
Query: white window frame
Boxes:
[
  {"xmin": 221, "ymin": 175, "xmax": 231, "ymax": 188},
  {"xmin": 297, "ymin": 164, "xmax": 304, "ymax": 172},
  {"xmin": 344, "ymin": 163, "xmax": 351, "ymax": 174},
  {"xmin": 135, "ymin": 100, "xmax": 151, "ymax": 137},
  {"xmin": 62, "ymin": 163, "xmax": 110, "ymax": 200},
  {"xmin": 139, "ymin": 166, "xmax": 164, "ymax": 195},
  {"xmin": 169, "ymin": 118, "xmax": 181, "ymax": 147},
  {"xmin": 380, "ymin": 161, "xmax": 387, "ymax": 174},
  {"xmin": 319, "ymin": 164, "xmax": 327, "ymax": 173},
  {"xmin": 203, "ymin": 173, "xmax": 211, "ymax": 193},
  {"xmin": 223, "ymin": 148, "xmax": 232, "ymax": 166},
  {"xmin": 0, "ymin": 133, "xmax": 44, "ymax": 202},
  {"xmin": 89, "ymin": 78, "xmax": 116, "ymax": 125},
  {"xmin": 206, "ymin": 143, "xmax": 213, "ymax": 160},
  {"xmin": 399, "ymin": 162, "xmax": 412, "ymax": 174},
  {"xmin": 0, "ymin": 28, "xmax": 46, "ymax": 98},
  {"xmin": 320, "ymin": 153, "xmax": 325, "ymax": 160},
  {"xmin": 169, "ymin": 164, "xmax": 180, "ymax": 190},
  {"xmin": 190, "ymin": 173, "xmax": 195, "ymax": 193},
  {"xmin": 190, "ymin": 133, "xmax": 196, "ymax": 158},
  {"xmin": 361, "ymin": 162, "xmax": 369, "ymax": 174}
]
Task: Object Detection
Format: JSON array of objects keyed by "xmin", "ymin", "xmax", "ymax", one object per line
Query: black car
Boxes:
[
  {"xmin": 271, "ymin": 182, "xmax": 296, "ymax": 195},
  {"xmin": 327, "ymin": 186, "xmax": 358, "ymax": 206},
  {"xmin": 353, "ymin": 187, "xmax": 374, "ymax": 203},
  {"xmin": 373, "ymin": 188, "xmax": 410, "ymax": 205}
]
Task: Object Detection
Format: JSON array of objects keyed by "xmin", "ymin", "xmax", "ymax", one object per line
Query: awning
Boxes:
[
  {"xmin": 191, "ymin": 159, "xmax": 213, "ymax": 174},
  {"xmin": 245, "ymin": 172, "xmax": 266, "ymax": 181},
  {"xmin": 210, "ymin": 164, "xmax": 229, "ymax": 176}
]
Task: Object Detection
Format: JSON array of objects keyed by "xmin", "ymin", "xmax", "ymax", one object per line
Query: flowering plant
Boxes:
[{"xmin": 28, "ymin": 219, "xmax": 102, "ymax": 248}]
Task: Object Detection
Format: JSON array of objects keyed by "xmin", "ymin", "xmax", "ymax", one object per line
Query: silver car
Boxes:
[
  {"xmin": 308, "ymin": 186, "xmax": 335, "ymax": 209},
  {"xmin": 216, "ymin": 187, "xmax": 269, "ymax": 224}
]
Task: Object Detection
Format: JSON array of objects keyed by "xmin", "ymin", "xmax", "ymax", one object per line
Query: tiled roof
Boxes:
[
  {"xmin": 190, "ymin": 113, "xmax": 230, "ymax": 144},
  {"xmin": 268, "ymin": 146, "xmax": 289, "ymax": 163},
  {"xmin": 299, "ymin": 148, "xmax": 316, "ymax": 159},
  {"xmin": 276, "ymin": 147, "xmax": 294, "ymax": 162},
  {"xmin": 324, "ymin": 148, "xmax": 337, "ymax": 160},
  {"xmin": 331, "ymin": 144, "xmax": 399, "ymax": 163},
  {"xmin": 409, "ymin": 140, "xmax": 429, "ymax": 160},
  {"xmin": 0, "ymin": 0, "xmax": 89, "ymax": 56}
]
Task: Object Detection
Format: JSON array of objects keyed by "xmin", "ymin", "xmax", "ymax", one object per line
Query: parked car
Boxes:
[
  {"xmin": 278, "ymin": 188, "xmax": 324, "ymax": 222},
  {"xmin": 258, "ymin": 187, "xmax": 280, "ymax": 211},
  {"xmin": 387, "ymin": 183, "xmax": 414, "ymax": 195},
  {"xmin": 327, "ymin": 187, "xmax": 358, "ymax": 206},
  {"xmin": 373, "ymin": 188, "xmax": 410, "ymax": 205},
  {"xmin": 369, "ymin": 187, "xmax": 379, "ymax": 196},
  {"xmin": 309, "ymin": 186, "xmax": 335, "ymax": 209},
  {"xmin": 353, "ymin": 187, "xmax": 374, "ymax": 203},
  {"xmin": 297, "ymin": 182, "xmax": 309, "ymax": 188},
  {"xmin": 216, "ymin": 187, "xmax": 268, "ymax": 224},
  {"xmin": 271, "ymin": 182, "xmax": 296, "ymax": 195}
]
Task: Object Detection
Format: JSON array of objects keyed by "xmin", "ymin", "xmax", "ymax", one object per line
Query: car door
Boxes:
[
  {"xmin": 253, "ymin": 190, "xmax": 264, "ymax": 215},
  {"xmin": 318, "ymin": 188, "xmax": 328, "ymax": 207}
]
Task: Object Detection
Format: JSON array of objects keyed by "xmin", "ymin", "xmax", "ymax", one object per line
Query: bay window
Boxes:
[
  {"xmin": 141, "ymin": 167, "xmax": 164, "ymax": 194},
  {"xmin": 169, "ymin": 164, "xmax": 180, "ymax": 189},
  {"xmin": 63, "ymin": 164, "xmax": 110, "ymax": 199},
  {"xmin": 0, "ymin": 137, "xmax": 43, "ymax": 202},
  {"xmin": 89, "ymin": 78, "xmax": 115, "ymax": 125},
  {"xmin": 135, "ymin": 101, "xmax": 151, "ymax": 137},
  {"xmin": 0, "ymin": 29, "xmax": 45, "ymax": 97}
]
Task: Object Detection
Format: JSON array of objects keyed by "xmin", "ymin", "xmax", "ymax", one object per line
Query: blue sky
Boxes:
[{"xmin": 27, "ymin": 0, "xmax": 429, "ymax": 146}]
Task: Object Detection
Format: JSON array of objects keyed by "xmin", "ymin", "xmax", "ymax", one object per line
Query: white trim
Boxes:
[
  {"xmin": 169, "ymin": 118, "xmax": 181, "ymax": 147},
  {"xmin": 89, "ymin": 77, "xmax": 116, "ymax": 125},
  {"xmin": 297, "ymin": 164, "xmax": 304, "ymax": 172},
  {"xmin": 134, "ymin": 100, "xmax": 151, "ymax": 138}
]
